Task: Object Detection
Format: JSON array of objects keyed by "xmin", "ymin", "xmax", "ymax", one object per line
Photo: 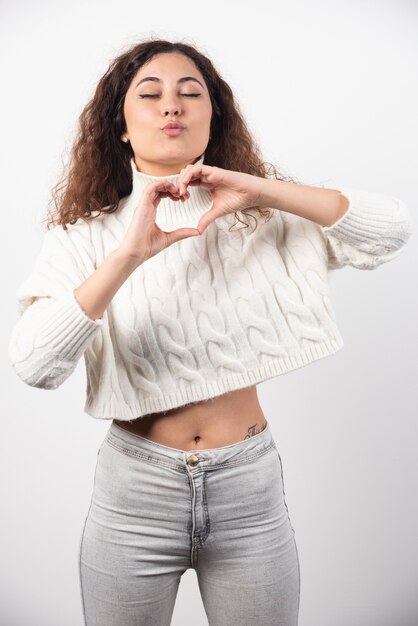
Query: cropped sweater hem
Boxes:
[{"xmin": 83, "ymin": 334, "xmax": 344, "ymax": 420}]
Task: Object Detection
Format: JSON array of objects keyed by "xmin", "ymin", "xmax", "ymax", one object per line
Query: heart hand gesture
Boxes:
[
  {"xmin": 118, "ymin": 163, "xmax": 264, "ymax": 267},
  {"xmin": 174, "ymin": 163, "xmax": 263, "ymax": 233}
]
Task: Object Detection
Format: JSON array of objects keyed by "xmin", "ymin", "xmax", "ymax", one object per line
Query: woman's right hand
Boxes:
[{"xmin": 118, "ymin": 179, "xmax": 200, "ymax": 266}]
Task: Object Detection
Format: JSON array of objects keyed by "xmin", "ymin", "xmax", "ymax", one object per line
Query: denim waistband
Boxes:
[{"xmin": 105, "ymin": 421, "xmax": 276, "ymax": 471}]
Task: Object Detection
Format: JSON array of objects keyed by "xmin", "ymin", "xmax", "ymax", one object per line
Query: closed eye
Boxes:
[{"xmin": 139, "ymin": 94, "xmax": 201, "ymax": 98}]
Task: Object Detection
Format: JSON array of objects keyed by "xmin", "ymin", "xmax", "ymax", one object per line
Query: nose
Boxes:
[
  {"xmin": 162, "ymin": 98, "xmax": 181, "ymax": 117},
  {"xmin": 164, "ymin": 107, "xmax": 179, "ymax": 116}
]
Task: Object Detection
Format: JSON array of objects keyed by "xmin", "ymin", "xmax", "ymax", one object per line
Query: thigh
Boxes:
[
  {"xmin": 196, "ymin": 445, "xmax": 300, "ymax": 626},
  {"xmin": 78, "ymin": 438, "xmax": 191, "ymax": 626}
]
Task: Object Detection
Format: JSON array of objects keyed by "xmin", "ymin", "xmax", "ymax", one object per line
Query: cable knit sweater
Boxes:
[{"xmin": 8, "ymin": 153, "xmax": 412, "ymax": 420}]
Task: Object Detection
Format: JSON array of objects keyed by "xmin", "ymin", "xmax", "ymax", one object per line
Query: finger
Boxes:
[
  {"xmin": 178, "ymin": 163, "xmax": 214, "ymax": 195},
  {"xmin": 153, "ymin": 180, "xmax": 193, "ymax": 202},
  {"xmin": 183, "ymin": 179, "xmax": 203, "ymax": 187},
  {"xmin": 179, "ymin": 173, "xmax": 197, "ymax": 195},
  {"xmin": 165, "ymin": 227, "xmax": 200, "ymax": 246},
  {"xmin": 159, "ymin": 189, "xmax": 183, "ymax": 200},
  {"xmin": 145, "ymin": 180, "xmax": 180, "ymax": 203},
  {"xmin": 196, "ymin": 208, "xmax": 222, "ymax": 234}
]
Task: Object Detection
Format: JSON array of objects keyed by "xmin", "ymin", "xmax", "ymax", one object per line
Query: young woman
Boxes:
[{"xmin": 8, "ymin": 39, "xmax": 412, "ymax": 626}]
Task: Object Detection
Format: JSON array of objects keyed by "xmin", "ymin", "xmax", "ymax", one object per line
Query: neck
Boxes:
[{"xmin": 123, "ymin": 152, "xmax": 213, "ymax": 231}]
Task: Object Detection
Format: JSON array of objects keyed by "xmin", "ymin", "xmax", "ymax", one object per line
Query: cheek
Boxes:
[
  {"xmin": 129, "ymin": 110, "xmax": 154, "ymax": 131},
  {"xmin": 193, "ymin": 110, "xmax": 212, "ymax": 131},
  {"xmin": 124, "ymin": 97, "xmax": 149, "ymax": 128}
]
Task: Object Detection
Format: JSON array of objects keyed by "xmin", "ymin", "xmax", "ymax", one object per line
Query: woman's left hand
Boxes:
[{"xmin": 173, "ymin": 163, "xmax": 264, "ymax": 233}]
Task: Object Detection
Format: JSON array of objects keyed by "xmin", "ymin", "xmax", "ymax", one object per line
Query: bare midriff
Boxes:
[{"xmin": 113, "ymin": 385, "xmax": 267, "ymax": 452}]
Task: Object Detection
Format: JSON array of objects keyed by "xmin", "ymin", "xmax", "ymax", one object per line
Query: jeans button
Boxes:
[{"xmin": 186, "ymin": 454, "xmax": 199, "ymax": 465}]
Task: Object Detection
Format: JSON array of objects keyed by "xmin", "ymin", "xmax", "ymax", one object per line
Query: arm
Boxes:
[
  {"xmin": 257, "ymin": 178, "xmax": 350, "ymax": 227},
  {"xmin": 74, "ymin": 249, "xmax": 140, "ymax": 321},
  {"xmin": 8, "ymin": 226, "xmax": 141, "ymax": 390},
  {"xmin": 257, "ymin": 179, "xmax": 413, "ymax": 270}
]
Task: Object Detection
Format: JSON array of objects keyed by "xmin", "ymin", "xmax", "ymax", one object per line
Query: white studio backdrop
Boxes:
[{"xmin": 1, "ymin": 0, "xmax": 417, "ymax": 625}]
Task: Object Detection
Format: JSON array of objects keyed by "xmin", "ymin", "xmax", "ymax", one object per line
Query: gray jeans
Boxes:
[{"xmin": 78, "ymin": 420, "xmax": 300, "ymax": 625}]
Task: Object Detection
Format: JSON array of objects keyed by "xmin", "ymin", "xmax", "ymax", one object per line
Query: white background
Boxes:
[{"xmin": 1, "ymin": 0, "xmax": 417, "ymax": 624}]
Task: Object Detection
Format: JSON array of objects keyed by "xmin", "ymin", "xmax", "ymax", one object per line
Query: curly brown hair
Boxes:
[{"xmin": 44, "ymin": 38, "xmax": 300, "ymax": 232}]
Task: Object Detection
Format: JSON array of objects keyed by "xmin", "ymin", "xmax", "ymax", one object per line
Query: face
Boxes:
[{"xmin": 122, "ymin": 52, "xmax": 213, "ymax": 176}]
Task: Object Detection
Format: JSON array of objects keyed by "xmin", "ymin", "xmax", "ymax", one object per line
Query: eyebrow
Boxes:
[{"xmin": 135, "ymin": 76, "xmax": 205, "ymax": 89}]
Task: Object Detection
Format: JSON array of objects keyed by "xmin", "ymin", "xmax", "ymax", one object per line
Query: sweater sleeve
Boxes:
[
  {"xmin": 320, "ymin": 187, "xmax": 413, "ymax": 270},
  {"xmin": 8, "ymin": 224, "xmax": 104, "ymax": 390}
]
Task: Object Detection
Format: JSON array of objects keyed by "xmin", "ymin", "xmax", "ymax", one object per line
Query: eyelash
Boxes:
[{"xmin": 139, "ymin": 94, "xmax": 201, "ymax": 99}]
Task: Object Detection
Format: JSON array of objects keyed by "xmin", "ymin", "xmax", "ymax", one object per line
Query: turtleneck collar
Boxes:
[{"xmin": 123, "ymin": 152, "xmax": 214, "ymax": 231}]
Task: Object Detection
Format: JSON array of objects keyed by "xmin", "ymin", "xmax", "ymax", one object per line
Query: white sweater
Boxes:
[{"xmin": 8, "ymin": 154, "xmax": 412, "ymax": 420}]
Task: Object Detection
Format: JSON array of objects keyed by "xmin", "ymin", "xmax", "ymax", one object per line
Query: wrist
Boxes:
[
  {"xmin": 113, "ymin": 246, "xmax": 145, "ymax": 271},
  {"xmin": 256, "ymin": 178, "xmax": 284, "ymax": 210}
]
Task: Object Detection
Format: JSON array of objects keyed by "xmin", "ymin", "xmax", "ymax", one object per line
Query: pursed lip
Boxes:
[{"xmin": 162, "ymin": 122, "xmax": 185, "ymax": 130}]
